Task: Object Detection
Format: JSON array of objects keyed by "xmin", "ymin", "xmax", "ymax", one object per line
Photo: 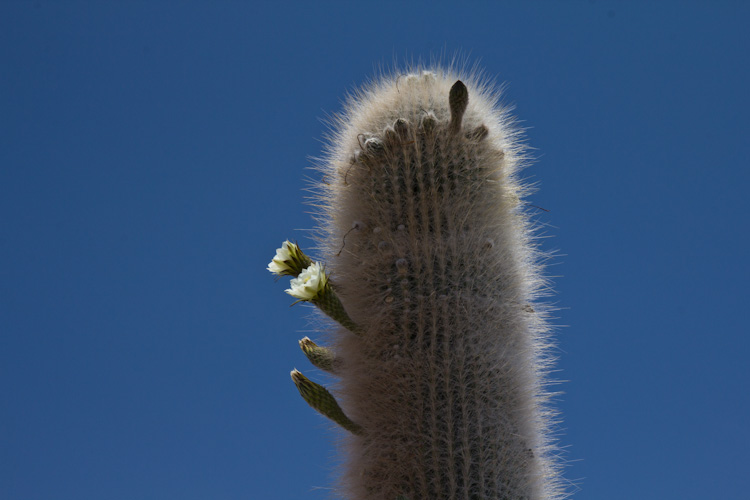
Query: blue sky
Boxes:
[{"xmin": 2, "ymin": 1, "xmax": 749, "ymax": 499}]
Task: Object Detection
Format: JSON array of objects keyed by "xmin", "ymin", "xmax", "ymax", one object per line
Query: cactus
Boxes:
[{"xmin": 270, "ymin": 67, "xmax": 564, "ymax": 500}]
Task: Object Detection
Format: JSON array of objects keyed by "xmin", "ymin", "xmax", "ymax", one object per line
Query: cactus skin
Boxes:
[{"xmin": 312, "ymin": 67, "xmax": 563, "ymax": 500}]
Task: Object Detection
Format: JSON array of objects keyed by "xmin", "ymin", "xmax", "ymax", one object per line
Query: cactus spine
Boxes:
[{"xmin": 271, "ymin": 66, "xmax": 563, "ymax": 500}]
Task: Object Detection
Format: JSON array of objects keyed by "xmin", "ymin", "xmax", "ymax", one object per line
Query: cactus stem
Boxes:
[
  {"xmin": 312, "ymin": 283, "xmax": 362, "ymax": 335},
  {"xmin": 289, "ymin": 66, "xmax": 565, "ymax": 500}
]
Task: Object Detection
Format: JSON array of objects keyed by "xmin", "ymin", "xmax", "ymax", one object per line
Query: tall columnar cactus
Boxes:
[{"xmin": 269, "ymin": 67, "xmax": 564, "ymax": 500}]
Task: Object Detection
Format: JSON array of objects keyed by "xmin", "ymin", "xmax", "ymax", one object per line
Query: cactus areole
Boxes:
[{"xmin": 271, "ymin": 67, "xmax": 565, "ymax": 500}]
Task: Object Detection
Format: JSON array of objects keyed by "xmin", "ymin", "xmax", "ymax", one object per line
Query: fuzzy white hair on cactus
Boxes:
[{"xmin": 272, "ymin": 64, "xmax": 568, "ymax": 500}]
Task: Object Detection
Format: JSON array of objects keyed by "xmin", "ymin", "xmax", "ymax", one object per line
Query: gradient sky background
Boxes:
[{"xmin": 2, "ymin": 1, "xmax": 749, "ymax": 499}]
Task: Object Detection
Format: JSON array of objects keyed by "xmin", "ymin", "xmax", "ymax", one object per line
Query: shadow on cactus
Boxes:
[{"xmin": 268, "ymin": 65, "xmax": 567, "ymax": 500}]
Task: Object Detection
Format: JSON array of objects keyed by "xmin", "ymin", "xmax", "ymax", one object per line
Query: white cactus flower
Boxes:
[
  {"xmin": 267, "ymin": 240, "xmax": 295, "ymax": 275},
  {"xmin": 286, "ymin": 262, "xmax": 328, "ymax": 301},
  {"xmin": 267, "ymin": 240, "xmax": 310, "ymax": 277}
]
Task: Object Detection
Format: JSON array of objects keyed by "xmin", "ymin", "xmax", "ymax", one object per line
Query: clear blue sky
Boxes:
[{"xmin": 2, "ymin": 1, "xmax": 748, "ymax": 499}]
